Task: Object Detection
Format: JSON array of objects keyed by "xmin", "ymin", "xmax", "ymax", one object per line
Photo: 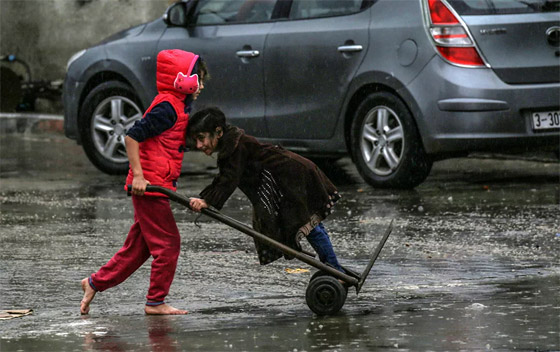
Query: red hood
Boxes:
[{"xmin": 156, "ymin": 49, "xmax": 199, "ymax": 98}]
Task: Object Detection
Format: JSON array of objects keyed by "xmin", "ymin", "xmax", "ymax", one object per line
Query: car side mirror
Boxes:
[{"xmin": 163, "ymin": 1, "xmax": 189, "ymax": 26}]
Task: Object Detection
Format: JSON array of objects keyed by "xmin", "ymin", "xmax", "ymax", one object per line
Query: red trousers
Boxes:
[{"xmin": 90, "ymin": 195, "xmax": 180, "ymax": 304}]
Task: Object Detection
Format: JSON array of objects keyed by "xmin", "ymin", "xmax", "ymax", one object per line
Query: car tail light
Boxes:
[
  {"xmin": 426, "ymin": 0, "xmax": 486, "ymax": 67},
  {"xmin": 428, "ymin": 0, "xmax": 458, "ymax": 25},
  {"xmin": 437, "ymin": 47, "xmax": 485, "ymax": 66}
]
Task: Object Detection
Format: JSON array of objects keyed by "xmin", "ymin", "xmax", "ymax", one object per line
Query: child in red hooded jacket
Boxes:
[{"xmin": 80, "ymin": 49, "xmax": 208, "ymax": 315}]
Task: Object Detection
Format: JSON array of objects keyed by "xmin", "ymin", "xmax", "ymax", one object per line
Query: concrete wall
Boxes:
[{"xmin": 1, "ymin": 0, "xmax": 172, "ymax": 81}]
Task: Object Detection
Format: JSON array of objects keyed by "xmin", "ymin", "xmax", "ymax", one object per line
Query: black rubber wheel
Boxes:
[
  {"xmin": 306, "ymin": 275, "xmax": 347, "ymax": 316},
  {"xmin": 350, "ymin": 92, "xmax": 432, "ymax": 189},
  {"xmin": 79, "ymin": 81, "xmax": 143, "ymax": 175}
]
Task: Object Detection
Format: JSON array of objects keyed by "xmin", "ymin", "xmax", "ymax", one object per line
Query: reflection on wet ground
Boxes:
[{"xmin": 1, "ymin": 131, "xmax": 559, "ymax": 351}]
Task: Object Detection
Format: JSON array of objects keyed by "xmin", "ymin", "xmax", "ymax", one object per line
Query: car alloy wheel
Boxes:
[
  {"xmin": 351, "ymin": 92, "xmax": 432, "ymax": 189},
  {"xmin": 79, "ymin": 81, "xmax": 143, "ymax": 174},
  {"xmin": 359, "ymin": 105, "xmax": 404, "ymax": 177},
  {"xmin": 91, "ymin": 95, "xmax": 141, "ymax": 165}
]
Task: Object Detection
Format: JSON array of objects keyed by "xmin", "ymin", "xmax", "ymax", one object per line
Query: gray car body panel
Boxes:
[
  {"xmin": 408, "ymin": 54, "xmax": 560, "ymax": 153},
  {"xmin": 263, "ymin": 8, "xmax": 370, "ymax": 140},
  {"xmin": 464, "ymin": 13, "xmax": 560, "ymax": 84},
  {"xmin": 161, "ymin": 22, "xmax": 274, "ymax": 137},
  {"xmin": 63, "ymin": 44, "xmax": 107, "ymax": 141}
]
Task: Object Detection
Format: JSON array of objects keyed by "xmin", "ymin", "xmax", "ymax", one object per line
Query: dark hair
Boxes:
[
  {"xmin": 188, "ymin": 106, "xmax": 227, "ymax": 137},
  {"xmin": 198, "ymin": 59, "xmax": 210, "ymax": 82}
]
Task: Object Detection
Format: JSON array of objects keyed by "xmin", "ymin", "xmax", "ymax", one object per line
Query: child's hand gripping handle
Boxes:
[{"xmin": 125, "ymin": 185, "xmax": 195, "ymax": 211}]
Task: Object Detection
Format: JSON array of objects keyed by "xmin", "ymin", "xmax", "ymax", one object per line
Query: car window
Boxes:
[
  {"xmin": 288, "ymin": 0, "xmax": 363, "ymax": 19},
  {"xmin": 448, "ymin": 0, "xmax": 560, "ymax": 15},
  {"xmin": 194, "ymin": 0, "xmax": 277, "ymax": 25}
]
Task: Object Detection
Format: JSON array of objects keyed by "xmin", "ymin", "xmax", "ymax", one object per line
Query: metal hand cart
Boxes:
[{"xmin": 131, "ymin": 185, "xmax": 392, "ymax": 315}]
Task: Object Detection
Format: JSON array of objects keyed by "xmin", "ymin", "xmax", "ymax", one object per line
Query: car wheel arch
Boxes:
[
  {"xmin": 342, "ymin": 71, "xmax": 430, "ymax": 158},
  {"xmin": 347, "ymin": 89, "xmax": 433, "ymax": 188},
  {"xmin": 78, "ymin": 79, "xmax": 145, "ymax": 174},
  {"xmin": 341, "ymin": 79, "xmax": 434, "ymax": 159},
  {"xmin": 343, "ymin": 83, "xmax": 424, "ymax": 157},
  {"xmin": 77, "ymin": 71, "xmax": 146, "ymax": 140}
]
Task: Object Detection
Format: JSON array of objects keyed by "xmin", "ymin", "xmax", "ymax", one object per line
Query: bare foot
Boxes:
[
  {"xmin": 145, "ymin": 303, "xmax": 188, "ymax": 315},
  {"xmin": 80, "ymin": 278, "xmax": 96, "ymax": 315}
]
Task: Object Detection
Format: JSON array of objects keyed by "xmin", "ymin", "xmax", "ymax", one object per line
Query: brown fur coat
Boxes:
[{"xmin": 200, "ymin": 126, "xmax": 340, "ymax": 265}]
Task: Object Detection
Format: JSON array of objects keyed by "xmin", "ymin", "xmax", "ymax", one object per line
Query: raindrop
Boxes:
[{"xmin": 466, "ymin": 303, "xmax": 486, "ymax": 310}]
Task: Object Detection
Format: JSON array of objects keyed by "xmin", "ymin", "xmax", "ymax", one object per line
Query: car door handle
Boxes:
[
  {"xmin": 337, "ymin": 45, "xmax": 363, "ymax": 53},
  {"xmin": 236, "ymin": 50, "xmax": 260, "ymax": 58}
]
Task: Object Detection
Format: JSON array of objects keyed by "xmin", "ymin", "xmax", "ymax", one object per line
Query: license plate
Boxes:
[{"xmin": 532, "ymin": 110, "xmax": 560, "ymax": 130}]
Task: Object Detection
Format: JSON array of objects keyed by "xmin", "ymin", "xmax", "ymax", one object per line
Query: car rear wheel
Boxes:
[
  {"xmin": 79, "ymin": 81, "xmax": 143, "ymax": 174},
  {"xmin": 351, "ymin": 92, "xmax": 432, "ymax": 189}
]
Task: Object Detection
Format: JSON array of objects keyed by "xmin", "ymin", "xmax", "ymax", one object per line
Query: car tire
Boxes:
[
  {"xmin": 351, "ymin": 92, "xmax": 432, "ymax": 189},
  {"xmin": 79, "ymin": 81, "xmax": 143, "ymax": 175}
]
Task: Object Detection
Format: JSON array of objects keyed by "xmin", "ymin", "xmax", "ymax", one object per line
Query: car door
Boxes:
[
  {"xmin": 157, "ymin": 0, "xmax": 278, "ymax": 137},
  {"xmin": 263, "ymin": 0, "xmax": 370, "ymax": 139}
]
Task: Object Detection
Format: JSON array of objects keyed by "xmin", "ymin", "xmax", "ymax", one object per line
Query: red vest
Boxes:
[{"xmin": 125, "ymin": 94, "xmax": 188, "ymax": 195}]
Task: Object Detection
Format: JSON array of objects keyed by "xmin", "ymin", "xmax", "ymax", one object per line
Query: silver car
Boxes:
[{"xmin": 63, "ymin": 0, "xmax": 560, "ymax": 188}]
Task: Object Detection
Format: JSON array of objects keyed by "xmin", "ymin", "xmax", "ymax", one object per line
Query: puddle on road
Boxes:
[
  {"xmin": 1, "ymin": 274, "xmax": 558, "ymax": 351},
  {"xmin": 1, "ymin": 132, "xmax": 558, "ymax": 351}
]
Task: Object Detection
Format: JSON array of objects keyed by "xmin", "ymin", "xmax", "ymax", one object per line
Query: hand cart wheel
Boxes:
[{"xmin": 305, "ymin": 275, "xmax": 347, "ymax": 315}]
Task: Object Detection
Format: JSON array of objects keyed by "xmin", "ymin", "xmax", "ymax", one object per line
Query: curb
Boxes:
[{"xmin": 0, "ymin": 113, "xmax": 64, "ymax": 134}]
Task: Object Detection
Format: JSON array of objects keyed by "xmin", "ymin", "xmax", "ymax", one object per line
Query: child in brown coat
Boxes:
[{"xmin": 188, "ymin": 107, "xmax": 344, "ymax": 271}]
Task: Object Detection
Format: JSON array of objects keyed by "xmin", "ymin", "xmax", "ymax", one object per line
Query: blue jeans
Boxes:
[{"xmin": 306, "ymin": 223, "xmax": 344, "ymax": 273}]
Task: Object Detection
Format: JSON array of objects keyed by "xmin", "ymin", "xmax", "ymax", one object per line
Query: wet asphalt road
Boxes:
[{"xmin": 0, "ymin": 119, "xmax": 559, "ymax": 351}]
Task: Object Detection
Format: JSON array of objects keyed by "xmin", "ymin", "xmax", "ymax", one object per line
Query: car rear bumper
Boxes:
[{"xmin": 407, "ymin": 57, "xmax": 560, "ymax": 155}]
